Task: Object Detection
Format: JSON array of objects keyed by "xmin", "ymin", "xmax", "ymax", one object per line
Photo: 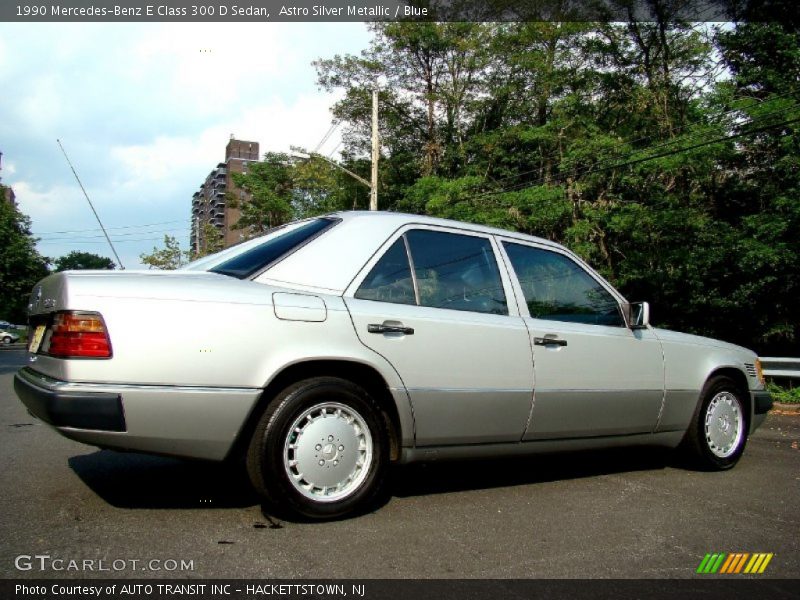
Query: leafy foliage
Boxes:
[
  {"xmin": 196, "ymin": 221, "xmax": 224, "ymax": 257},
  {"xmin": 766, "ymin": 381, "xmax": 800, "ymax": 404},
  {"xmin": 54, "ymin": 251, "xmax": 115, "ymax": 271},
  {"xmin": 0, "ymin": 201, "xmax": 49, "ymax": 322},
  {"xmin": 139, "ymin": 235, "xmax": 192, "ymax": 270},
  {"xmin": 229, "ymin": 153, "xmax": 295, "ymax": 233},
  {"xmin": 229, "ymin": 151, "xmax": 370, "ymax": 235}
]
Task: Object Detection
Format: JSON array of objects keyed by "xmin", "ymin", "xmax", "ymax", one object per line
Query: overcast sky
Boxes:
[{"xmin": 0, "ymin": 22, "xmax": 371, "ymax": 268}]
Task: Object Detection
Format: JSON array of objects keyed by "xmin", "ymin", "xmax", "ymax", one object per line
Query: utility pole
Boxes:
[{"xmin": 370, "ymin": 87, "xmax": 379, "ymax": 211}]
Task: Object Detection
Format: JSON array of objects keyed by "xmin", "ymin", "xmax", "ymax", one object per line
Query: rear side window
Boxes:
[
  {"xmin": 407, "ymin": 230, "xmax": 507, "ymax": 315},
  {"xmin": 354, "ymin": 239, "xmax": 416, "ymax": 305},
  {"xmin": 210, "ymin": 218, "xmax": 337, "ymax": 279},
  {"xmin": 355, "ymin": 229, "xmax": 508, "ymax": 316},
  {"xmin": 503, "ymin": 242, "xmax": 624, "ymax": 326}
]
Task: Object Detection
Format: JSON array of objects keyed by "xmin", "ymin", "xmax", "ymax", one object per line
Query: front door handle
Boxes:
[
  {"xmin": 533, "ymin": 336, "xmax": 567, "ymax": 347},
  {"xmin": 368, "ymin": 323, "xmax": 415, "ymax": 335}
]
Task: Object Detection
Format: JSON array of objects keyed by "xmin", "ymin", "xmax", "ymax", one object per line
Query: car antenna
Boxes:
[{"xmin": 56, "ymin": 139, "xmax": 125, "ymax": 270}]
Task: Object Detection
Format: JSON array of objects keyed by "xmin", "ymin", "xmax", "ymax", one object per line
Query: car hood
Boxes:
[{"xmin": 652, "ymin": 327, "xmax": 758, "ymax": 359}]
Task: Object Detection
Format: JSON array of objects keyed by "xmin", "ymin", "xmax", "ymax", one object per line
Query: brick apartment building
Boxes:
[
  {"xmin": 1, "ymin": 185, "xmax": 15, "ymax": 208},
  {"xmin": 0, "ymin": 151, "xmax": 16, "ymax": 208},
  {"xmin": 191, "ymin": 137, "xmax": 259, "ymax": 255}
]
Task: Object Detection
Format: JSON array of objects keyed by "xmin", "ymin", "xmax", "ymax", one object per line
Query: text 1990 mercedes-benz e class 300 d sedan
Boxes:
[{"xmin": 14, "ymin": 212, "xmax": 772, "ymax": 518}]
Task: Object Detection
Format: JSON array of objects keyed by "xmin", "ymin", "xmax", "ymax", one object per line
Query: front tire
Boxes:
[
  {"xmin": 246, "ymin": 377, "xmax": 388, "ymax": 519},
  {"xmin": 682, "ymin": 376, "xmax": 748, "ymax": 470}
]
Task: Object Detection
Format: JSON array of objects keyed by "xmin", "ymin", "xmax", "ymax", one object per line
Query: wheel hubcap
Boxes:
[
  {"xmin": 283, "ymin": 402, "xmax": 373, "ymax": 503},
  {"xmin": 704, "ymin": 391, "xmax": 744, "ymax": 458}
]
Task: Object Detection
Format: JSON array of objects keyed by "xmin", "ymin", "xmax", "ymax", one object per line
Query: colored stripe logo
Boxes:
[{"xmin": 697, "ymin": 553, "xmax": 773, "ymax": 574}]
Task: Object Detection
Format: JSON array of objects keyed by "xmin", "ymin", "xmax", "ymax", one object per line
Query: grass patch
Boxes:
[{"xmin": 767, "ymin": 381, "xmax": 800, "ymax": 404}]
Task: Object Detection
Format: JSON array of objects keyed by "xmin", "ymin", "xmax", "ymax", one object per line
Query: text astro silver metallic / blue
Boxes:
[{"xmin": 14, "ymin": 211, "xmax": 772, "ymax": 518}]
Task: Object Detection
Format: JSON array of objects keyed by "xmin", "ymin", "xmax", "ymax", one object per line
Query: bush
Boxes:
[{"xmin": 767, "ymin": 381, "xmax": 800, "ymax": 404}]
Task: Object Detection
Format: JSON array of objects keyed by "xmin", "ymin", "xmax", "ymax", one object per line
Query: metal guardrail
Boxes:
[{"xmin": 761, "ymin": 357, "xmax": 800, "ymax": 380}]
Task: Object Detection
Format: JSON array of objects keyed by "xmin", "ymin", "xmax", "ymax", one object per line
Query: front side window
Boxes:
[
  {"xmin": 503, "ymin": 242, "xmax": 624, "ymax": 326},
  {"xmin": 355, "ymin": 229, "xmax": 507, "ymax": 316}
]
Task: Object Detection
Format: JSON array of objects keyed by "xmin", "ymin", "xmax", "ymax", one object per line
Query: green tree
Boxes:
[
  {"xmin": 196, "ymin": 220, "xmax": 224, "ymax": 257},
  {"xmin": 54, "ymin": 251, "xmax": 115, "ymax": 271},
  {"xmin": 229, "ymin": 153, "xmax": 295, "ymax": 233},
  {"xmin": 290, "ymin": 153, "xmax": 370, "ymax": 216},
  {"xmin": 315, "ymin": 22, "xmax": 497, "ymax": 208},
  {"xmin": 229, "ymin": 151, "xmax": 368, "ymax": 234},
  {"xmin": 139, "ymin": 235, "xmax": 191, "ymax": 270},
  {"xmin": 711, "ymin": 18, "xmax": 800, "ymax": 354},
  {"xmin": 0, "ymin": 201, "xmax": 49, "ymax": 322}
]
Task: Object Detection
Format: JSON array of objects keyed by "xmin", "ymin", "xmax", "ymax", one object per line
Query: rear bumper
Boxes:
[
  {"xmin": 15, "ymin": 367, "xmax": 125, "ymax": 431},
  {"xmin": 13, "ymin": 367, "xmax": 261, "ymax": 461}
]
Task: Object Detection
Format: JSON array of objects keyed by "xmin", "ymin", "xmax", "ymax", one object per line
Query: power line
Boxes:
[
  {"xmin": 33, "ymin": 219, "xmax": 187, "ymax": 236},
  {"xmin": 37, "ymin": 228, "xmax": 190, "ymax": 242},
  {"xmin": 470, "ymin": 114, "xmax": 800, "ymax": 202},
  {"xmin": 328, "ymin": 140, "xmax": 343, "ymax": 158},
  {"xmin": 37, "ymin": 227, "xmax": 190, "ymax": 240},
  {"xmin": 578, "ymin": 102, "xmax": 799, "ymax": 173},
  {"xmin": 484, "ymin": 88, "xmax": 800, "ymax": 191},
  {"xmin": 594, "ymin": 116, "xmax": 800, "ymax": 175},
  {"xmin": 37, "ymin": 237, "xmax": 175, "ymax": 245},
  {"xmin": 313, "ymin": 121, "xmax": 340, "ymax": 154},
  {"xmin": 481, "ymin": 102, "xmax": 800, "ymax": 199}
]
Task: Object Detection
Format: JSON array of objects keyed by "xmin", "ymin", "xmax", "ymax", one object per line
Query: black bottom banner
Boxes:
[{"xmin": 3, "ymin": 579, "xmax": 800, "ymax": 600}]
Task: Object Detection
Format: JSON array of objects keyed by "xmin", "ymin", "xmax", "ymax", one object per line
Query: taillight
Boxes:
[{"xmin": 46, "ymin": 312, "xmax": 112, "ymax": 358}]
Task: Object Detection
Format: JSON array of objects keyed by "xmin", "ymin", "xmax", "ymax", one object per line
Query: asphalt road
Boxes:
[{"xmin": 1, "ymin": 348, "xmax": 798, "ymax": 579}]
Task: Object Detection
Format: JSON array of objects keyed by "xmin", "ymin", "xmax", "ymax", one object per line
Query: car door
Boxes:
[
  {"xmin": 498, "ymin": 240, "xmax": 664, "ymax": 440},
  {"xmin": 344, "ymin": 226, "xmax": 535, "ymax": 447}
]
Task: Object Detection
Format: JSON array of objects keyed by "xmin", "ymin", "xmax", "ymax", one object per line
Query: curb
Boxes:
[
  {"xmin": 771, "ymin": 402, "xmax": 800, "ymax": 414},
  {"xmin": 0, "ymin": 343, "xmax": 25, "ymax": 351}
]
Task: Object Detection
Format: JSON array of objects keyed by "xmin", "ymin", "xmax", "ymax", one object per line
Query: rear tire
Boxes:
[
  {"xmin": 681, "ymin": 376, "xmax": 748, "ymax": 470},
  {"xmin": 246, "ymin": 377, "xmax": 388, "ymax": 520}
]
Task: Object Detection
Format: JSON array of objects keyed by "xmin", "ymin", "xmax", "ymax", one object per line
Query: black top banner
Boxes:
[{"xmin": 0, "ymin": 0, "xmax": 793, "ymax": 22}]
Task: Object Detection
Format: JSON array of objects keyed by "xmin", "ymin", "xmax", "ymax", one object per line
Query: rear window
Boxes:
[{"xmin": 209, "ymin": 218, "xmax": 338, "ymax": 279}]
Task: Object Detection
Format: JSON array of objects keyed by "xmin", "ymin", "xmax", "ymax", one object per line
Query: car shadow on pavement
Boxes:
[
  {"xmin": 69, "ymin": 446, "xmax": 674, "ymax": 515},
  {"xmin": 68, "ymin": 450, "xmax": 260, "ymax": 509},
  {"xmin": 388, "ymin": 447, "xmax": 674, "ymax": 499}
]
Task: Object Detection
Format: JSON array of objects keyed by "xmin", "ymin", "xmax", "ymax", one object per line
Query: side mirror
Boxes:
[{"xmin": 628, "ymin": 301, "xmax": 650, "ymax": 329}]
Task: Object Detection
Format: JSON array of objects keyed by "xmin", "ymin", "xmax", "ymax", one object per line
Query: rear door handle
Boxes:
[
  {"xmin": 533, "ymin": 336, "xmax": 567, "ymax": 347},
  {"xmin": 368, "ymin": 323, "xmax": 415, "ymax": 335}
]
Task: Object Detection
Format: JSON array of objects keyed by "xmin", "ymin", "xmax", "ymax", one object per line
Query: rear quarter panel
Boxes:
[
  {"xmin": 25, "ymin": 271, "xmax": 414, "ymax": 451},
  {"xmin": 29, "ymin": 273, "xmax": 406, "ymax": 390}
]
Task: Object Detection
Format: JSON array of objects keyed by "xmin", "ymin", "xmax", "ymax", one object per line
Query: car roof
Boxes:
[
  {"xmin": 257, "ymin": 210, "xmax": 570, "ymax": 294},
  {"xmin": 326, "ymin": 211, "xmax": 560, "ymax": 248}
]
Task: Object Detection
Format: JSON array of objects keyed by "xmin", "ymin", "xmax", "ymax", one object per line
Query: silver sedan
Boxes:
[{"xmin": 14, "ymin": 212, "xmax": 772, "ymax": 518}]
